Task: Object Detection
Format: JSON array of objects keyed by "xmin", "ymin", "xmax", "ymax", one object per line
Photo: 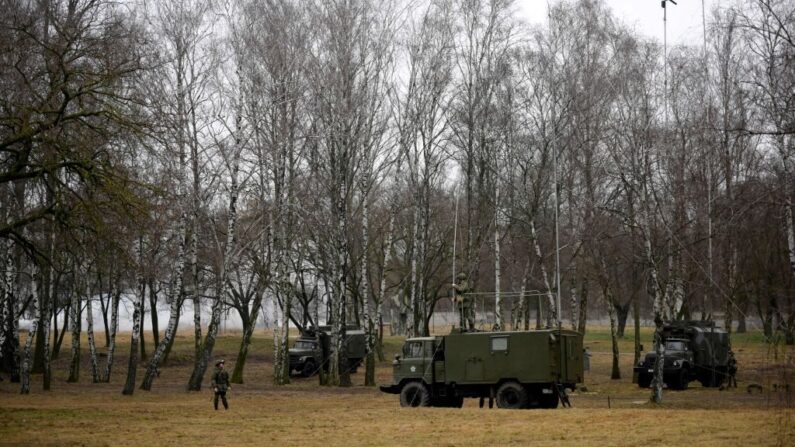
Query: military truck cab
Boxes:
[
  {"xmin": 634, "ymin": 321, "xmax": 731, "ymax": 389},
  {"xmin": 380, "ymin": 329, "xmax": 583, "ymax": 409}
]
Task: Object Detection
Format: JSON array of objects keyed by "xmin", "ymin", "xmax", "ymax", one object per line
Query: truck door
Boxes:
[{"xmin": 558, "ymin": 334, "xmax": 578, "ymax": 382}]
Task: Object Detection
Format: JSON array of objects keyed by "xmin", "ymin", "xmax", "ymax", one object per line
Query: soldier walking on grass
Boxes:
[{"xmin": 212, "ymin": 359, "xmax": 231, "ymax": 410}]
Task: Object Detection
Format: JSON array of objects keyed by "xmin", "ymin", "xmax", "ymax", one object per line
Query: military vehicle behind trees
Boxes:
[
  {"xmin": 289, "ymin": 326, "xmax": 366, "ymax": 377},
  {"xmin": 634, "ymin": 320, "xmax": 731, "ymax": 390},
  {"xmin": 380, "ymin": 329, "xmax": 583, "ymax": 409}
]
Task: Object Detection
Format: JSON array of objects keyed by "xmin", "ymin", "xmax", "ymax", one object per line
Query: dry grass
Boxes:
[{"xmin": 0, "ymin": 326, "xmax": 792, "ymax": 446}]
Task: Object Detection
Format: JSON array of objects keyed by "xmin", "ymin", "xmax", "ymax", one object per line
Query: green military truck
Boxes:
[
  {"xmin": 289, "ymin": 326, "xmax": 366, "ymax": 377},
  {"xmin": 634, "ymin": 320, "xmax": 731, "ymax": 390},
  {"xmin": 380, "ymin": 329, "xmax": 583, "ymax": 409}
]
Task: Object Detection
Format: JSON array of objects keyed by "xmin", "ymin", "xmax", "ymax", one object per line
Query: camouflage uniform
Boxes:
[
  {"xmin": 211, "ymin": 361, "xmax": 231, "ymax": 410},
  {"xmin": 453, "ymin": 275, "xmax": 474, "ymax": 330},
  {"xmin": 726, "ymin": 351, "xmax": 737, "ymax": 388}
]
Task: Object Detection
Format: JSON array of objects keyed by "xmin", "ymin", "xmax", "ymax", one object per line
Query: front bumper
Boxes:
[
  {"xmin": 379, "ymin": 384, "xmax": 401, "ymax": 394},
  {"xmin": 634, "ymin": 365, "xmax": 683, "ymax": 375}
]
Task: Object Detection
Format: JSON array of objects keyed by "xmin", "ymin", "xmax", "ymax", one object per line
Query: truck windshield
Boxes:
[
  {"xmin": 403, "ymin": 342, "xmax": 424, "ymax": 358},
  {"xmin": 293, "ymin": 341, "xmax": 316, "ymax": 350},
  {"xmin": 665, "ymin": 341, "xmax": 686, "ymax": 351}
]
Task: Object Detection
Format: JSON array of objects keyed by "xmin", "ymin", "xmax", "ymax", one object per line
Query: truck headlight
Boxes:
[{"xmin": 673, "ymin": 360, "xmax": 681, "ymax": 367}]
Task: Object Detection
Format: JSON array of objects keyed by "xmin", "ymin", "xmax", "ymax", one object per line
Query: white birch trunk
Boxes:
[
  {"xmin": 408, "ymin": 202, "xmax": 420, "ymax": 337},
  {"xmin": 642, "ymin": 184, "xmax": 665, "ymax": 404},
  {"xmin": 86, "ymin": 284, "xmax": 100, "ymax": 383},
  {"xmin": 20, "ymin": 273, "xmax": 38, "ymax": 394},
  {"xmin": 188, "ymin": 95, "xmax": 242, "ymax": 389},
  {"xmin": 0, "ymin": 239, "xmax": 10, "ymax": 367},
  {"xmin": 140, "ymin": 217, "xmax": 188, "ymax": 390},
  {"xmin": 67, "ymin": 274, "xmax": 81, "ymax": 382},
  {"xmin": 494, "ymin": 205, "xmax": 502, "ymax": 331},
  {"xmin": 518, "ymin": 259, "xmax": 530, "ymax": 331},
  {"xmin": 122, "ymin": 241, "xmax": 146, "ymax": 395},
  {"xmin": 529, "ymin": 218, "xmax": 556, "ymax": 327},
  {"xmin": 569, "ymin": 266, "xmax": 578, "ymax": 331},
  {"xmin": 40, "ymin": 291, "xmax": 51, "ymax": 390},
  {"xmin": 313, "ymin": 276, "xmax": 320, "ymax": 327}
]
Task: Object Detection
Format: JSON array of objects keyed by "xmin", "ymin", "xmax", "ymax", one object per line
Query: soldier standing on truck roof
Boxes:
[
  {"xmin": 452, "ymin": 272, "xmax": 474, "ymax": 331},
  {"xmin": 211, "ymin": 359, "xmax": 231, "ymax": 410}
]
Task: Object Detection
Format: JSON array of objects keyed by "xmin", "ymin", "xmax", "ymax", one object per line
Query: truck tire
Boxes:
[
  {"xmin": 671, "ymin": 368, "xmax": 689, "ymax": 390},
  {"xmin": 301, "ymin": 360, "xmax": 316, "ymax": 378},
  {"xmin": 638, "ymin": 374, "xmax": 652, "ymax": 388},
  {"xmin": 400, "ymin": 382, "xmax": 431, "ymax": 407},
  {"xmin": 496, "ymin": 382, "xmax": 528, "ymax": 409}
]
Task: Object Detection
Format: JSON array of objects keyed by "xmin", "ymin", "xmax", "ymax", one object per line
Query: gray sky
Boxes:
[{"xmin": 518, "ymin": 0, "xmax": 721, "ymax": 46}]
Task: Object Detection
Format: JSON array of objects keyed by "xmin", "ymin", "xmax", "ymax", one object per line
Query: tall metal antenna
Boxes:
[
  {"xmin": 662, "ymin": 0, "xmax": 677, "ymax": 128},
  {"xmin": 701, "ymin": 0, "xmax": 714, "ymax": 320},
  {"xmin": 548, "ymin": 1, "xmax": 562, "ymax": 330}
]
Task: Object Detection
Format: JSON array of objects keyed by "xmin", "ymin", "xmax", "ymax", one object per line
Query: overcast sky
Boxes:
[{"xmin": 518, "ymin": 0, "xmax": 720, "ymax": 46}]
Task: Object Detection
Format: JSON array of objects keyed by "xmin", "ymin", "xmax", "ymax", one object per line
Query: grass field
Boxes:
[{"xmin": 0, "ymin": 326, "xmax": 793, "ymax": 446}]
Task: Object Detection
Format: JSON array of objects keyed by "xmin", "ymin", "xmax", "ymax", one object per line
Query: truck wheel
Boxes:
[
  {"xmin": 496, "ymin": 382, "xmax": 528, "ymax": 409},
  {"xmin": 638, "ymin": 374, "xmax": 652, "ymax": 388},
  {"xmin": 301, "ymin": 360, "xmax": 316, "ymax": 378},
  {"xmin": 671, "ymin": 368, "xmax": 688, "ymax": 390},
  {"xmin": 400, "ymin": 382, "xmax": 431, "ymax": 407}
]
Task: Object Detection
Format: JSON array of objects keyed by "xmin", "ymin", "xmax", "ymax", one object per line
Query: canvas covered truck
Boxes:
[
  {"xmin": 634, "ymin": 320, "xmax": 731, "ymax": 389},
  {"xmin": 289, "ymin": 326, "xmax": 366, "ymax": 377},
  {"xmin": 380, "ymin": 329, "xmax": 584, "ymax": 409}
]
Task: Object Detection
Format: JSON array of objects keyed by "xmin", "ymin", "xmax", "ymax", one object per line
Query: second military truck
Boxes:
[
  {"xmin": 634, "ymin": 320, "xmax": 731, "ymax": 389},
  {"xmin": 380, "ymin": 329, "xmax": 583, "ymax": 409},
  {"xmin": 289, "ymin": 326, "xmax": 366, "ymax": 377}
]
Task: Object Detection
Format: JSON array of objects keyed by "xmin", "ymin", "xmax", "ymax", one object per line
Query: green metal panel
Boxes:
[{"xmin": 443, "ymin": 331, "xmax": 555, "ymax": 384}]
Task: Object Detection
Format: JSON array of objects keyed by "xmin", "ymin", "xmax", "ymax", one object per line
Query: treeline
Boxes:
[{"xmin": 0, "ymin": 0, "xmax": 793, "ymax": 393}]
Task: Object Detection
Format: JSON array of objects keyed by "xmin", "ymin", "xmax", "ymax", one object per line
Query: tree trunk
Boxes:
[
  {"xmin": 123, "ymin": 244, "xmax": 146, "ymax": 395},
  {"xmin": 577, "ymin": 277, "xmax": 589, "ymax": 334},
  {"xmin": 104, "ymin": 287, "xmax": 120, "ymax": 382},
  {"xmin": 149, "ymin": 281, "xmax": 160, "ymax": 348},
  {"xmin": 231, "ymin": 295, "xmax": 262, "ymax": 384},
  {"xmin": 40, "ymin": 297, "xmax": 51, "ymax": 391},
  {"xmin": 494, "ymin": 192, "xmax": 502, "ymax": 331},
  {"xmin": 41, "ymin": 265, "xmax": 52, "ymax": 390},
  {"xmin": 140, "ymin": 219, "xmax": 188, "ymax": 391},
  {"xmin": 100, "ymin": 286, "xmax": 111, "ymax": 348},
  {"xmin": 32, "ymin": 305, "xmax": 45, "ymax": 374},
  {"xmin": 569, "ymin": 266, "xmax": 578, "ymax": 331},
  {"xmin": 67, "ymin": 281, "xmax": 81, "ymax": 383},
  {"xmin": 376, "ymin": 193, "xmax": 397, "ymax": 361},
  {"xmin": 361, "ymin": 186, "xmax": 376, "ymax": 386},
  {"xmin": 139, "ymin": 289, "xmax": 146, "ymax": 360},
  {"xmin": 86, "ymin": 279, "xmax": 101, "ymax": 383},
  {"xmin": 615, "ymin": 302, "xmax": 630, "ymax": 338},
  {"xmin": 518, "ymin": 260, "xmax": 530, "ymax": 331},
  {"xmin": 188, "ymin": 128, "xmax": 240, "ymax": 391},
  {"xmin": 529, "ymin": 218, "xmax": 556, "ymax": 327},
  {"xmin": 633, "ymin": 280, "xmax": 641, "ymax": 383},
  {"xmin": 20, "ymin": 274, "xmax": 39, "ymax": 394},
  {"xmin": 52, "ymin": 305, "xmax": 67, "ymax": 360}
]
